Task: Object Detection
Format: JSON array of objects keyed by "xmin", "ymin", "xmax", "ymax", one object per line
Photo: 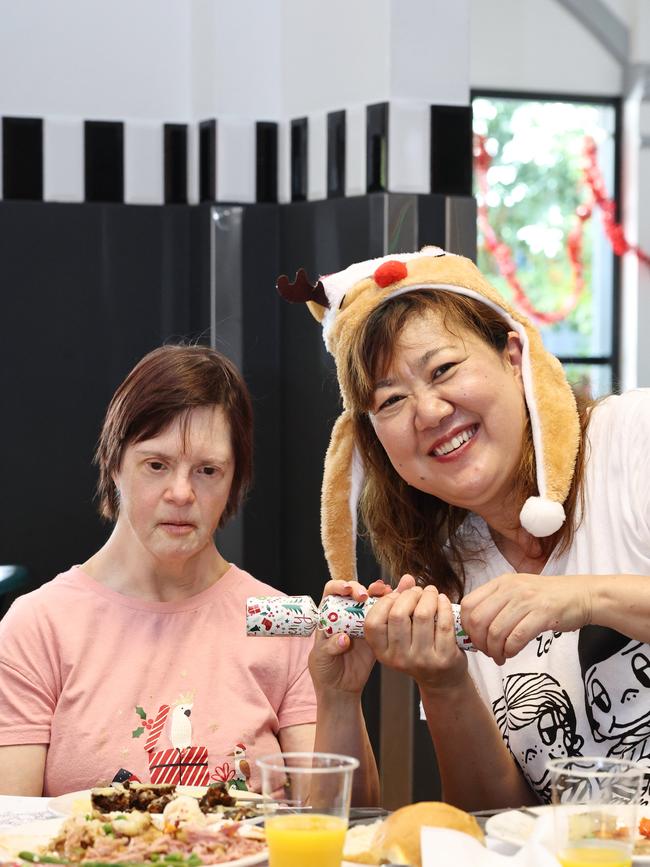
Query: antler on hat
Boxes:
[{"xmin": 277, "ymin": 249, "xmax": 580, "ymax": 583}]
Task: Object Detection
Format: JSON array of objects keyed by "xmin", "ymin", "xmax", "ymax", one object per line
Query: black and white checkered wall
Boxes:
[{"xmin": 0, "ymin": 102, "xmax": 472, "ymax": 204}]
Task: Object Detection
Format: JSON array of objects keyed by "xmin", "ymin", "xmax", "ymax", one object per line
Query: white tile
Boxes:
[
  {"xmin": 388, "ymin": 100, "xmax": 430, "ymax": 194},
  {"xmin": 345, "ymin": 104, "xmax": 366, "ymax": 197},
  {"xmin": 216, "ymin": 118, "xmax": 256, "ymax": 203},
  {"xmin": 187, "ymin": 122, "xmax": 199, "ymax": 205},
  {"xmin": 124, "ymin": 121, "xmax": 163, "ymax": 205},
  {"xmin": 307, "ymin": 112, "xmax": 326, "ymax": 201},
  {"xmin": 277, "ymin": 119, "xmax": 291, "ymax": 204},
  {"xmin": 43, "ymin": 117, "xmax": 83, "ymax": 202}
]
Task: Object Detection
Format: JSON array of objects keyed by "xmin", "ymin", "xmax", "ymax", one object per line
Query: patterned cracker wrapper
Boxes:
[
  {"xmin": 246, "ymin": 594, "xmax": 475, "ymax": 651},
  {"xmin": 318, "ymin": 594, "xmax": 378, "ymax": 637},
  {"xmin": 246, "ymin": 595, "xmax": 319, "ymax": 636}
]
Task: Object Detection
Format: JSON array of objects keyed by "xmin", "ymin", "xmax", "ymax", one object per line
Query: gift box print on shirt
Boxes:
[{"xmin": 125, "ymin": 690, "xmax": 251, "ymax": 789}]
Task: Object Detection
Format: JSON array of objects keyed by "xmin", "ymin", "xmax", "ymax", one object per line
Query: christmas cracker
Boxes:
[{"xmin": 246, "ymin": 594, "xmax": 475, "ymax": 651}]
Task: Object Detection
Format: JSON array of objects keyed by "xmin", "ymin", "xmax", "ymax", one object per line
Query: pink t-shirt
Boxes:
[{"xmin": 0, "ymin": 565, "xmax": 317, "ymax": 796}]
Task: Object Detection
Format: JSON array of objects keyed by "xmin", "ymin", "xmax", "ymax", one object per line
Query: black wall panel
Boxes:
[
  {"xmin": 2, "ymin": 117, "xmax": 43, "ymax": 200},
  {"xmin": 0, "ymin": 201, "xmax": 211, "ymax": 589},
  {"xmin": 84, "ymin": 121, "xmax": 124, "ymax": 202}
]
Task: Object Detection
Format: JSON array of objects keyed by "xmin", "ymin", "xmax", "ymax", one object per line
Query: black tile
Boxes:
[
  {"xmin": 2, "ymin": 117, "xmax": 43, "ymax": 200},
  {"xmin": 366, "ymin": 102, "xmax": 388, "ymax": 193},
  {"xmin": 430, "ymin": 104, "xmax": 472, "ymax": 196},
  {"xmin": 327, "ymin": 110, "xmax": 346, "ymax": 198},
  {"xmin": 84, "ymin": 121, "xmax": 124, "ymax": 202},
  {"xmin": 199, "ymin": 119, "xmax": 216, "ymax": 202},
  {"xmin": 291, "ymin": 117, "xmax": 307, "ymax": 202},
  {"xmin": 164, "ymin": 123, "xmax": 188, "ymax": 204},
  {"xmin": 256, "ymin": 121, "xmax": 278, "ymax": 203}
]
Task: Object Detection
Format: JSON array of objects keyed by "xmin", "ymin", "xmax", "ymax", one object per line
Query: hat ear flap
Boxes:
[
  {"xmin": 321, "ymin": 411, "xmax": 363, "ymax": 583},
  {"xmin": 306, "ymin": 298, "xmax": 328, "ymax": 323},
  {"xmin": 517, "ymin": 322, "xmax": 580, "ymax": 536}
]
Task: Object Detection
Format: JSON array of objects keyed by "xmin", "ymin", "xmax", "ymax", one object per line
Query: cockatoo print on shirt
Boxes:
[
  {"xmin": 169, "ymin": 695, "xmax": 193, "ymax": 751},
  {"xmin": 125, "ymin": 690, "xmax": 211, "ymax": 786}
]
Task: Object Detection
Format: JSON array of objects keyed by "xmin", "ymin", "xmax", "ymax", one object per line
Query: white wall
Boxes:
[
  {"xmin": 190, "ymin": 0, "xmax": 283, "ymax": 121},
  {"xmin": 280, "ymin": 0, "xmax": 470, "ymax": 118},
  {"xmin": 389, "ymin": 0, "xmax": 470, "ymax": 105},
  {"xmin": 0, "ymin": 0, "xmax": 192, "ymax": 121},
  {"xmin": 0, "ymin": 0, "xmax": 468, "ymax": 124},
  {"xmin": 280, "ymin": 0, "xmax": 389, "ymax": 118},
  {"xmin": 470, "ymin": 0, "xmax": 623, "ymax": 95}
]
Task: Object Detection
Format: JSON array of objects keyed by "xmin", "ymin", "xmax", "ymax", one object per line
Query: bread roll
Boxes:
[{"xmin": 374, "ymin": 801, "xmax": 484, "ymax": 867}]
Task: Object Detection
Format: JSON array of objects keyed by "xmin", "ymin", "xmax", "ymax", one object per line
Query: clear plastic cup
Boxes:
[
  {"xmin": 547, "ymin": 757, "xmax": 646, "ymax": 867},
  {"xmin": 256, "ymin": 752, "xmax": 359, "ymax": 867}
]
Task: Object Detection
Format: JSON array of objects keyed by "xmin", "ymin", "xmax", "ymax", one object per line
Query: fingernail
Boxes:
[
  {"xmin": 337, "ymin": 634, "xmax": 347, "ymax": 647},
  {"xmin": 358, "ymin": 592, "xmax": 368, "ymax": 601}
]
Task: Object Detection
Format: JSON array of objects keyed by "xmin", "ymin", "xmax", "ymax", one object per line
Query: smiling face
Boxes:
[
  {"xmin": 584, "ymin": 642, "xmax": 650, "ymax": 739},
  {"xmin": 368, "ymin": 309, "xmax": 527, "ymax": 517},
  {"xmin": 113, "ymin": 405, "xmax": 235, "ymax": 566}
]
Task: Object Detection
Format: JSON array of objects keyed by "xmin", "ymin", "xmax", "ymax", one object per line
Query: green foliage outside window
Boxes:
[{"xmin": 472, "ymin": 97, "xmax": 615, "ymax": 368}]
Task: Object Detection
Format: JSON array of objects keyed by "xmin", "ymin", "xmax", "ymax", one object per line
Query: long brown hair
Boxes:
[
  {"xmin": 342, "ymin": 290, "xmax": 591, "ymax": 600},
  {"xmin": 95, "ymin": 344, "xmax": 253, "ymax": 526}
]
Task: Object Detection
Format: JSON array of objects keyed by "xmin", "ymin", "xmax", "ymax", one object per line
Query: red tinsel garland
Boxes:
[{"xmin": 474, "ymin": 133, "xmax": 650, "ymax": 325}]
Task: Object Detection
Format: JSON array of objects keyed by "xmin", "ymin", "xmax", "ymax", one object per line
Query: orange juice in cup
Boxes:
[
  {"xmin": 558, "ymin": 845, "xmax": 632, "ymax": 867},
  {"xmin": 264, "ymin": 813, "xmax": 347, "ymax": 867},
  {"xmin": 547, "ymin": 758, "xmax": 645, "ymax": 867},
  {"xmin": 257, "ymin": 752, "xmax": 359, "ymax": 867}
]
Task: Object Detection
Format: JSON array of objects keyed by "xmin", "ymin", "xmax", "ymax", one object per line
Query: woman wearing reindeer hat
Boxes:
[{"xmin": 279, "ymin": 248, "xmax": 650, "ymax": 809}]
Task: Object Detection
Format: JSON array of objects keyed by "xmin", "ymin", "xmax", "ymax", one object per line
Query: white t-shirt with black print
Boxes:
[{"xmin": 461, "ymin": 389, "xmax": 650, "ymax": 804}]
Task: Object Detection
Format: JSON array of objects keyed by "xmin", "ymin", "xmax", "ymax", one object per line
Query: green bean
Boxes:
[{"xmin": 18, "ymin": 855, "xmax": 69, "ymax": 865}]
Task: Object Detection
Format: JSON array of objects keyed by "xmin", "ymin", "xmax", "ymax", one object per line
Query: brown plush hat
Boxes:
[{"xmin": 277, "ymin": 248, "xmax": 580, "ymax": 583}]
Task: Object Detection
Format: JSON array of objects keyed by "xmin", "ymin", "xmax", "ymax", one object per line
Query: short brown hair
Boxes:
[{"xmin": 95, "ymin": 344, "xmax": 253, "ymax": 525}]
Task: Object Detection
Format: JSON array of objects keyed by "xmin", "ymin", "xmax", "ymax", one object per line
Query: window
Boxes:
[{"xmin": 472, "ymin": 92, "xmax": 620, "ymax": 398}]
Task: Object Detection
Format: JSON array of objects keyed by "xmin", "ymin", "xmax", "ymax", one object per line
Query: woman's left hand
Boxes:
[
  {"xmin": 308, "ymin": 579, "xmax": 392, "ymax": 698},
  {"xmin": 461, "ymin": 573, "xmax": 593, "ymax": 664}
]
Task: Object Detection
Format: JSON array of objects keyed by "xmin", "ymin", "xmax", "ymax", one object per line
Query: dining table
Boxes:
[{"xmin": 0, "ymin": 795, "xmax": 520, "ymax": 866}]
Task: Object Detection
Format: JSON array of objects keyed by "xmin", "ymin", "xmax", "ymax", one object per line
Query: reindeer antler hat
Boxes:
[{"xmin": 277, "ymin": 248, "xmax": 580, "ymax": 583}]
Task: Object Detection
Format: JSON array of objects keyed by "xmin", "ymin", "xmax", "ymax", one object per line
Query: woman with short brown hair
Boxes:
[{"xmin": 0, "ymin": 344, "xmax": 380, "ymax": 802}]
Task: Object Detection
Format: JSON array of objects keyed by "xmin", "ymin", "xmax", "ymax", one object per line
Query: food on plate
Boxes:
[
  {"xmin": 90, "ymin": 780, "xmax": 255, "ymax": 820},
  {"xmin": 636, "ymin": 816, "xmax": 650, "ymax": 855},
  {"xmin": 342, "ymin": 801, "xmax": 484, "ymax": 866},
  {"xmin": 12, "ymin": 796, "xmax": 265, "ymax": 864},
  {"xmin": 342, "ymin": 819, "xmax": 384, "ymax": 863},
  {"xmin": 91, "ymin": 781, "xmax": 177, "ymax": 814},
  {"xmin": 197, "ymin": 783, "xmax": 236, "ymax": 812}
]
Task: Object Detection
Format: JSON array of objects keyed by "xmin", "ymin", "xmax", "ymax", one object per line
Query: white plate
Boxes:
[
  {"xmin": 0, "ymin": 815, "xmax": 268, "ymax": 866},
  {"xmin": 0, "ymin": 817, "xmax": 65, "ymax": 860},
  {"xmin": 486, "ymin": 805, "xmax": 650, "ymax": 864},
  {"xmin": 48, "ymin": 785, "xmax": 263, "ymax": 817}
]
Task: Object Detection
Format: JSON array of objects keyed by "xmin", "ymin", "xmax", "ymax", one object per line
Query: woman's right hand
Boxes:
[
  {"xmin": 308, "ymin": 578, "xmax": 392, "ymax": 700},
  {"xmin": 364, "ymin": 578, "xmax": 468, "ymax": 692}
]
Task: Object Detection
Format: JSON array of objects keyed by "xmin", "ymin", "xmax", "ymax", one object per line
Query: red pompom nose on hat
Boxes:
[{"xmin": 373, "ymin": 260, "xmax": 408, "ymax": 288}]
